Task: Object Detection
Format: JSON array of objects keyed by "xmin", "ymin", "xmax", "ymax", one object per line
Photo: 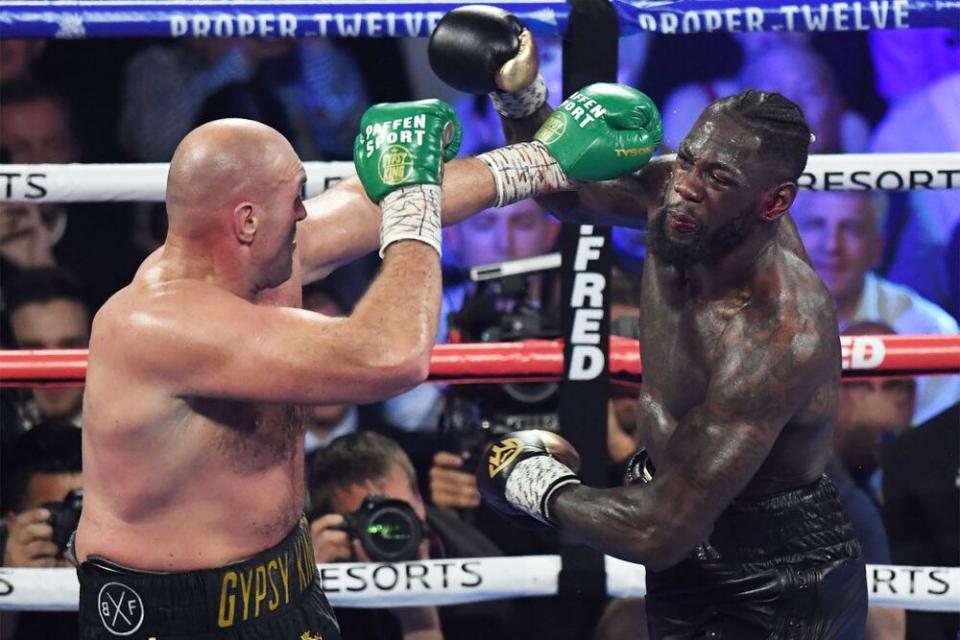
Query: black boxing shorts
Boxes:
[
  {"xmin": 76, "ymin": 517, "xmax": 340, "ymax": 639},
  {"xmin": 645, "ymin": 476, "xmax": 867, "ymax": 640}
]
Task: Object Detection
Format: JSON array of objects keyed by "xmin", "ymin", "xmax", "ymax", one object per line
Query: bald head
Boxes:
[{"xmin": 165, "ymin": 119, "xmax": 298, "ymax": 233}]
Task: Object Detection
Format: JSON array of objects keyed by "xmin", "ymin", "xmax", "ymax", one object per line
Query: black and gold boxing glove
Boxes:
[
  {"xmin": 428, "ymin": 5, "xmax": 538, "ymax": 94},
  {"xmin": 475, "ymin": 430, "xmax": 581, "ymax": 526},
  {"xmin": 428, "ymin": 6, "xmax": 545, "ymax": 119}
]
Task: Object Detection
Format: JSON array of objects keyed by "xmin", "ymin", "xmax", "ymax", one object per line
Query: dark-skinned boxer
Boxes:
[{"xmin": 429, "ymin": 7, "xmax": 868, "ymax": 639}]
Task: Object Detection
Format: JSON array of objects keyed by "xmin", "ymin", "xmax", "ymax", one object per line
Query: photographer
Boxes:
[
  {"xmin": 431, "ymin": 264, "xmax": 646, "ymax": 515},
  {"xmin": 308, "ymin": 431, "xmax": 510, "ymax": 640},
  {"xmin": 1, "ymin": 419, "xmax": 82, "ymax": 639}
]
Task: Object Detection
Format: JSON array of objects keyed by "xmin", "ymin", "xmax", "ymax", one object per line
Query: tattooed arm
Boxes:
[
  {"xmin": 548, "ymin": 311, "xmax": 832, "ymax": 570},
  {"xmin": 498, "ymin": 104, "xmax": 672, "ymax": 229}
]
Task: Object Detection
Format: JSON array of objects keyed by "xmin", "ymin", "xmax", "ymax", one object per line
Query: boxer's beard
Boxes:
[{"xmin": 648, "ymin": 203, "xmax": 752, "ymax": 269}]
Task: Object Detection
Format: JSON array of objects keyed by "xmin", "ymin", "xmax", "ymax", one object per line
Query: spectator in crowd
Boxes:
[
  {"xmin": 308, "ymin": 431, "xmax": 508, "ymax": 640},
  {"xmin": 661, "ymin": 37, "xmax": 869, "ymax": 154},
  {"xmin": 882, "ymin": 402, "xmax": 960, "ymax": 639},
  {"xmin": 869, "ymin": 72, "xmax": 960, "ymax": 310},
  {"xmin": 3, "ymin": 268, "xmax": 91, "ymax": 431},
  {"xmin": 0, "ymin": 202, "xmax": 57, "ymax": 272},
  {"xmin": 0, "ymin": 80, "xmax": 79, "ymax": 164},
  {"xmin": 120, "ymin": 39, "xmax": 369, "ymax": 163},
  {"xmin": 792, "ymin": 190, "xmax": 960, "ymax": 424},
  {"xmin": 739, "ymin": 45, "xmax": 870, "ymax": 153},
  {"xmin": 834, "ymin": 322, "xmax": 916, "ymax": 499},
  {"xmin": 0, "ymin": 39, "xmax": 47, "ymax": 86},
  {"xmin": 869, "ymin": 28, "xmax": 960, "ymax": 106},
  {"xmin": 0, "ymin": 80, "xmax": 145, "ymax": 308},
  {"xmin": 0, "ymin": 420, "xmax": 82, "ymax": 639},
  {"xmin": 658, "ymin": 32, "xmax": 806, "ymax": 150}
]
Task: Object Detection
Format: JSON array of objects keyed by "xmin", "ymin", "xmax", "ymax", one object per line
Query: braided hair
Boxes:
[{"xmin": 711, "ymin": 90, "xmax": 811, "ymax": 185}]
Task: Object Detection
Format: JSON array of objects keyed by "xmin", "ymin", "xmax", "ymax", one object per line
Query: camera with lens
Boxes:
[
  {"xmin": 441, "ymin": 273, "xmax": 561, "ymax": 459},
  {"xmin": 42, "ymin": 487, "xmax": 83, "ymax": 556},
  {"xmin": 337, "ymin": 495, "xmax": 423, "ymax": 562}
]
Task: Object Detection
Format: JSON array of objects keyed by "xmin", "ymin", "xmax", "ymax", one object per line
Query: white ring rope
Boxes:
[
  {"xmin": 0, "ymin": 557, "xmax": 957, "ymax": 612},
  {"xmin": 2, "ymin": 153, "xmax": 958, "ymax": 203}
]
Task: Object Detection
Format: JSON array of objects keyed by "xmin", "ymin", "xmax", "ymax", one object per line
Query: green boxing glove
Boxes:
[
  {"xmin": 534, "ymin": 83, "xmax": 662, "ymax": 181},
  {"xmin": 354, "ymin": 99, "xmax": 462, "ymax": 204},
  {"xmin": 354, "ymin": 99, "xmax": 461, "ymax": 257}
]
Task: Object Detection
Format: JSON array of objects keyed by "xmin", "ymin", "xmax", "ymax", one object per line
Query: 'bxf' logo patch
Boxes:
[
  {"xmin": 487, "ymin": 438, "xmax": 523, "ymax": 478},
  {"xmin": 98, "ymin": 582, "xmax": 145, "ymax": 636}
]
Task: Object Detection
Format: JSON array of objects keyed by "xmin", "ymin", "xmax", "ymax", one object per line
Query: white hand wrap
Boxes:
[
  {"xmin": 379, "ymin": 184, "xmax": 442, "ymax": 258},
  {"xmin": 490, "ymin": 73, "xmax": 548, "ymax": 119},
  {"xmin": 504, "ymin": 456, "xmax": 581, "ymax": 524},
  {"xmin": 478, "ymin": 141, "xmax": 574, "ymax": 208}
]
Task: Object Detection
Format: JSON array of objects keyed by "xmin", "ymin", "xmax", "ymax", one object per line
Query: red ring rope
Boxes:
[{"xmin": 1, "ymin": 335, "xmax": 957, "ymax": 387}]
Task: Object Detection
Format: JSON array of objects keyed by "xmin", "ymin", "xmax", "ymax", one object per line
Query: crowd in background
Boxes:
[{"xmin": 1, "ymin": 27, "xmax": 958, "ymax": 640}]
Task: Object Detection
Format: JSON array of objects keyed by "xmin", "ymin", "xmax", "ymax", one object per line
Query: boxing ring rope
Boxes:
[
  {"xmin": 1, "ymin": 336, "xmax": 957, "ymax": 613},
  {"xmin": 3, "ymin": 0, "xmax": 959, "ymax": 620},
  {"xmin": 2, "ymin": 153, "xmax": 959, "ymax": 203},
  {"xmin": 2, "ymin": 559, "xmax": 959, "ymax": 612},
  {"xmin": 2, "ymin": 335, "xmax": 959, "ymax": 387},
  {"xmin": 2, "ymin": 0, "xmax": 958, "ymax": 39}
]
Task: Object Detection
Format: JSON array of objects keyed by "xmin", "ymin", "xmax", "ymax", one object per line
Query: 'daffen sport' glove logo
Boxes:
[
  {"xmin": 378, "ymin": 145, "xmax": 415, "ymax": 185},
  {"xmin": 488, "ymin": 438, "xmax": 523, "ymax": 478}
]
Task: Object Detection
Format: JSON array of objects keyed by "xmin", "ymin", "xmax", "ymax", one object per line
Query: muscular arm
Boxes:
[
  {"xmin": 499, "ymin": 104, "xmax": 672, "ymax": 229},
  {"xmin": 297, "ymin": 159, "xmax": 496, "ymax": 283},
  {"xmin": 298, "ymin": 95, "xmax": 675, "ymax": 280},
  {"xmin": 116, "ymin": 243, "xmax": 440, "ymax": 405},
  {"xmin": 549, "ymin": 311, "xmax": 831, "ymax": 570}
]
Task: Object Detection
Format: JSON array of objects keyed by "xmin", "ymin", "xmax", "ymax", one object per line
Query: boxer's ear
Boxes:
[
  {"xmin": 760, "ymin": 182, "xmax": 797, "ymax": 222},
  {"xmin": 234, "ymin": 202, "xmax": 257, "ymax": 244}
]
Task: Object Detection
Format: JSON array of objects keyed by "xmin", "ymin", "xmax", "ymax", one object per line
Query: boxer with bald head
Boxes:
[{"xmin": 73, "ymin": 109, "xmax": 498, "ymax": 639}]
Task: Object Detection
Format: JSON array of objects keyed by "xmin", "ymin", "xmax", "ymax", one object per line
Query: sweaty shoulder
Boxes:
[
  {"xmin": 767, "ymin": 245, "xmax": 839, "ymax": 373},
  {"xmin": 90, "ymin": 277, "xmax": 242, "ymax": 383}
]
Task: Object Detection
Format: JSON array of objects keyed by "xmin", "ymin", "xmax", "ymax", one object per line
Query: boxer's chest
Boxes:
[{"xmin": 637, "ymin": 262, "xmax": 743, "ymax": 418}]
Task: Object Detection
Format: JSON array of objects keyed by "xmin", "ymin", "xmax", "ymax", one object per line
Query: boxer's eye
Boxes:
[{"xmin": 710, "ymin": 173, "xmax": 731, "ymax": 187}]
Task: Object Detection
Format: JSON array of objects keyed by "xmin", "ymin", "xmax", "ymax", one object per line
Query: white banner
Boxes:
[
  {"xmin": 1, "ymin": 557, "xmax": 956, "ymax": 612},
  {"xmin": 2, "ymin": 153, "xmax": 958, "ymax": 203},
  {"xmin": 0, "ymin": 161, "xmax": 356, "ymax": 203}
]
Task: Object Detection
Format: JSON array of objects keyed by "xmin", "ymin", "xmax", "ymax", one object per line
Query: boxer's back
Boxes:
[{"xmin": 76, "ymin": 261, "xmax": 306, "ymax": 571}]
